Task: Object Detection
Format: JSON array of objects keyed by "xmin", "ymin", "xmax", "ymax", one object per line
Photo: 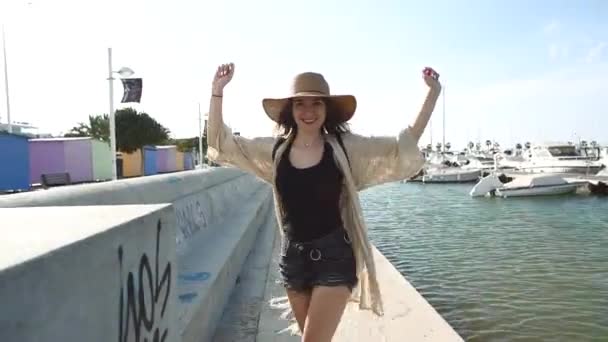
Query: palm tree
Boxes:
[
  {"xmin": 476, "ymin": 142, "xmax": 482, "ymax": 151},
  {"xmin": 445, "ymin": 142, "xmax": 452, "ymax": 151},
  {"xmin": 468, "ymin": 141, "xmax": 474, "ymax": 151},
  {"xmin": 516, "ymin": 143, "xmax": 522, "ymax": 150},
  {"xmin": 436, "ymin": 143, "xmax": 442, "ymax": 152},
  {"xmin": 65, "ymin": 114, "xmax": 110, "ymax": 142},
  {"xmin": 525, "ymin": 142, "xmax": 531, "ymax": 149},
  {"xmin": 485, "ymin": 140, "xmax": 492, "ymax": 151}
]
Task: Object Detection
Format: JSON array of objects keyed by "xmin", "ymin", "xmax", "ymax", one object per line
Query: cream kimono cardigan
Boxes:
[{"xmin": 207, "ymin": 122, "xmax": 425, "ymax": 317}]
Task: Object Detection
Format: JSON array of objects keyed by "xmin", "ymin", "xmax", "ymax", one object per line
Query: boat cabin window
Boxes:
[
  {"xmin": 532, "ymin": 146, "xmax": 552, "ymax": 158},
  {"xmin": 547, "ymin": 146, "xmax": 578, "ymax": 157}
]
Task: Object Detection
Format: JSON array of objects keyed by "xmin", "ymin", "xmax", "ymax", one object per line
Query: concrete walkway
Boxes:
[
  {"xmin": 215, "ymin": 221, "xmax": 464, "ymax": 341},
  {"xmin": 212, "ymin": 205, "xmax": 280, "ymax": 342}
]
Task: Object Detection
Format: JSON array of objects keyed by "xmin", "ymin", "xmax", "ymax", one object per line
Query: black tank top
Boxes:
[{"xmin": 275, "ymin": 142, "xmax": 344, "ymax": 241}]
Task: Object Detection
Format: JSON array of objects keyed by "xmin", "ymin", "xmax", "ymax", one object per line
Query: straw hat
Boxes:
[{"xmin": 262, "ymin": 72, "xmax": 357, "ymax": 123}]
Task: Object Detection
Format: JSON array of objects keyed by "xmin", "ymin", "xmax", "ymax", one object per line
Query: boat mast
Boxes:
[{"xmin": 442, "ymin": 85, "xmax": 446, "ymax": 153}]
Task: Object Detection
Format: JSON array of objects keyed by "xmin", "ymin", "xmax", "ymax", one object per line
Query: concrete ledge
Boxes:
[
  {"xmin": 257, "ymin": 232, "xmax": 464, "ymax": 341},
  {"xmin": 178, "ymin": 186, "xmax": 274, "ymax": 342},
  {"xmin": 0, "ymin": 168, "xmax": 268, "ymax": 248},
  {"xmin": 0, "ymin": 205, "xmax": 179, "ymax": 342},
  {"xmin": 0, "ymin": 168, "xmax": 247, "ymax": 208}
]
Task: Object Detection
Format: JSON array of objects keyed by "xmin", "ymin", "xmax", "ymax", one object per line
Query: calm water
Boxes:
[{"xmin": 361, "ymin": 182, "xmax": 608, "ymax": 342}]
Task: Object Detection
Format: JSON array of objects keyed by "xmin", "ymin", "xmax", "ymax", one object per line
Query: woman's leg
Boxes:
[
  {"xmin": 301, "ymin": 285, "xmax": 350, "ymax": 342},
  {"xmin": 286, "ymin": 288, "xmax": 312, "ymax": 333}
]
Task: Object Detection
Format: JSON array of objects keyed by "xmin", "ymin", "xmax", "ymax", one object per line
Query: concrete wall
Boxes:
[
  {"xmin": 0, "ymin": 167, "xmax": 275, "ymax": 342},
  {"xmin": 0, "ymin": 205, "xmax": 179, "ymax": 342},
  {"xmin": 0, "ymin": 168, "xmax": 260, "ymax": 246}
]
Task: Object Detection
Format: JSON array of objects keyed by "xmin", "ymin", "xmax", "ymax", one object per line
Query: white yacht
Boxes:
[
  {"xmin": 470, "ymin": 173, "xmax": 588, "ymax": 198},
  {"xmin": 421, "ymin": 167, "xmax": 482, "ymax": 183},
  {"xmin": 408, "ymin": 151, "xmax": 482, "ymax": 183},
  {"xmin": 515, "ymin": 143, "xmax": 605, "ymax": 175}
]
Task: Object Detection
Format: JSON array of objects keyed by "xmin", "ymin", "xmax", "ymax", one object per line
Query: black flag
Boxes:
[{"xmin": 120, "ymin": 78, "xmax": 143, "ymax": 103}]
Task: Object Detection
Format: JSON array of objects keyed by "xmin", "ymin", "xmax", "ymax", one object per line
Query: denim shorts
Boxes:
[{"xmin": 278, "ymin": 228, "xmax": 358, "ymax": 292}]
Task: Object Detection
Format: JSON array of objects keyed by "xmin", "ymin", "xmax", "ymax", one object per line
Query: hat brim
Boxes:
[{"xmin": 262, "ymin": 92, "xmax": 356, "ymax": 123}]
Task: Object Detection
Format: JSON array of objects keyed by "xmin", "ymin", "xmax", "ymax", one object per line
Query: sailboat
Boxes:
[{"xmin": 411, "ymin": 85, "xmax": 482, "ymax": 183}]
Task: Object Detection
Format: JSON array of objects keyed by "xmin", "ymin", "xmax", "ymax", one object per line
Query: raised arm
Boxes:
[
  {"xmin": 206, "ymin": 63, "xmax": 275, "ymax": 183},
  {"xmin": 410, "ymin": 67, "xmax": 442, "ymax": 141},
  {"xmin": 345, "ymin": 67, "xmax": 442, "ymax": 190}
]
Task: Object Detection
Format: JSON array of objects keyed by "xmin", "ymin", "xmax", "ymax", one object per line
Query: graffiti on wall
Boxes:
[
  {"xmin": 174, "ymin": 194, "xmax": 210, "ymax": 244},
  {"xmin": 118, "ymin": 219, "xmax": 172, "ymax": 342},
  {"xmin": 173, "ymin": 175, "xmax": 258, "ymax": 245}
]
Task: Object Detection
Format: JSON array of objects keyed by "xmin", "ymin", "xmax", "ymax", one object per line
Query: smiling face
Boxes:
[{"xmin": 291, "ymin": 97, "xmax": 327, "ymax": 135}]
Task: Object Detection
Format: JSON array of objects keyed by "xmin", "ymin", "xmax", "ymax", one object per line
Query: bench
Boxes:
[{"xmin": 41, "ymin": 172, "xmax": 71, "ymax": 188}]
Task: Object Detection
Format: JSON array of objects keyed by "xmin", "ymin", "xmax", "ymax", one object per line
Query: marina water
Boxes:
[{"xmin": 361, "ymin": 182, "xmax": 608, "ymax": 341}]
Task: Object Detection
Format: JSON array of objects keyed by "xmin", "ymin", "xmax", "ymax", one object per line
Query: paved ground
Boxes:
[{"xmin": 214, "ymin": 220, "xmax": 464, "ymax": 342}]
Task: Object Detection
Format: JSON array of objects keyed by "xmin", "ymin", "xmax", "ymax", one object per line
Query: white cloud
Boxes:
[
  {"xmin": 549, "ymin": 44, "xmax": 559, "ymax": 59},
  {"xmin": 548, "ymin": 43, "xmax": 568, "ymax": 60},
  {"xmin": 585, "ymin": 41, "xmax": 606, "ymax": 63},
  {"xmin": 543, "ymin": 20, "xmax": 559, "ymax": 35}
]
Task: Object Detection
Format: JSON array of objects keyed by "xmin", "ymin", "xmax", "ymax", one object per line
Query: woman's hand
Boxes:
[
  {"xmin": 212, "ymin": 63, "xmax": 235, "ymax": 96},
  {"xmin": 422, "ymin": 67, "xmax": 441, "ymax": 91}
]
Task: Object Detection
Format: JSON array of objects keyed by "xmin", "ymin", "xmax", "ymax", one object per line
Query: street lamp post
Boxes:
[
  {"xmin": 198, "ymin": 103, "xmax": 203, "ymax": 167},
  {"xmin": 107, "ymin": 47, "xmax": 134, "ymax": 180},
  {"xmin": 2, "ymin": 24, "xmax": 11, "ymax": 133}
]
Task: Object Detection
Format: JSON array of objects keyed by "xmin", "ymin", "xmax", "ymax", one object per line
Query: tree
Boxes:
[
  {"xmin": 445, "ymin": 142, "xmax": 451, "ymax": 151},
  {"xmin": 168, "ymin": 136, "xmax": 207, "ymax": 154},
  {"xmin": 116, "ymin": 108, "xmax": 170, "ymax": 153},
  {"xmin": 65, "ymin": 108, "xmax": 170, "ymax": 153},
  {"xmin": 468, "ymin": 141, "xmax": 474, "ymax": 151},
  {"xmin": 65, "ymin": 114, "xmax": 110, "ymax": 142},
  {"xmin": 516, "ymin": 143, "xmax": 523, "ymax": 150}
]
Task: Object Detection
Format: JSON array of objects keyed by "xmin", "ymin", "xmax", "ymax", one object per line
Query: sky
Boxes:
[{"xmin": 0, "ymin": 0, "xmax": 607, "ymax": 149}]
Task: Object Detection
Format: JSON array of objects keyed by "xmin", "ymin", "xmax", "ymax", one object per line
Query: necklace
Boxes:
[{"xmin": 297, "ymin": 135, "xmax": 322, "ymax": 148}]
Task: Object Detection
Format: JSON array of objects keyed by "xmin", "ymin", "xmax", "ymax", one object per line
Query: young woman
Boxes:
[{"xmin": 207, "ymin": 63, "xmax": 441, "ymax": 341}]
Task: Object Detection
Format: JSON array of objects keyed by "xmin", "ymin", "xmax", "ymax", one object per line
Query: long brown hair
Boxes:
[{"xmin": 275, "ymin": 98, "xmax": 351, "ymax": 137}]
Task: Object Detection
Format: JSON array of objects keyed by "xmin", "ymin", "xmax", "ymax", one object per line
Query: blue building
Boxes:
[
  {"xmin": 0, "ymin": 132, "xmax": 30, "ymax": 191},
  {"xmin": 143, "ymin": 145, "xmax": 158, "ymax": 176}
]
